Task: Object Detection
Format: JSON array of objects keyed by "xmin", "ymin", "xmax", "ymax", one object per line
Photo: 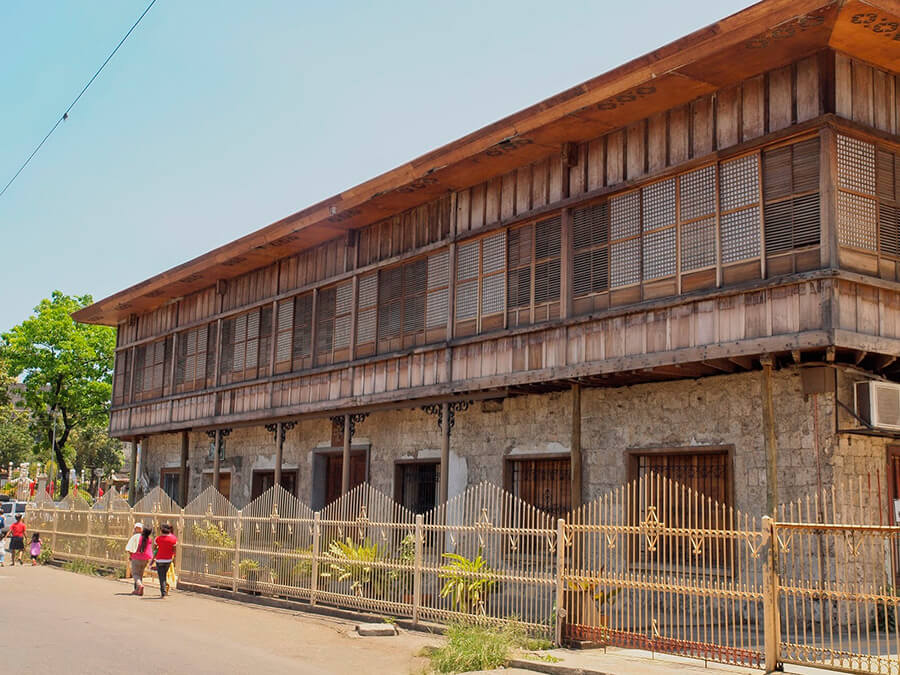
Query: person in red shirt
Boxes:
[
  {"xmin": 8, "ymin": 515, "xmax": 26, "ymax": 565},
  {"xmin": 153, "ymin": 523, "xmax": 177, "ymax": 598}
]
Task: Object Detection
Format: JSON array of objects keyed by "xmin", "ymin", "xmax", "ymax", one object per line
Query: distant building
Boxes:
[{"xmin": 76, "ymin": 1, "xmax": 900, "ymax": 531}]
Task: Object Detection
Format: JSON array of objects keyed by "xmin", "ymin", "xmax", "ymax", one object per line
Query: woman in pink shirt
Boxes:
[{"xmin": 128, "ymin": 526, "xmax": 153, "ymax": 596}]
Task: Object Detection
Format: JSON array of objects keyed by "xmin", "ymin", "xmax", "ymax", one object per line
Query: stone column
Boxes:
[
  {"xmin": 439, "ymin": 402, "xmax": 450, "ymax": 505},
  {"xmin": 341, "ymin": 413, "xmax": 351, "ymax": 496},
  {"xmin": 760, "ymin": 356, "xmax": 778, "ymax": 516},
  {"xmin": 128, "ymin": 439, "xmax": 139, "ymax": 506},
  {"xmin": 179, "ymin": 430, "xmax": 189, "ymax": 506},
  {"xmin": 213, "ymin": 429, "xmax": 222, "ymax": 493},
  {"xmin": 571, "ymin": 383, "xmax": 583, "ymax": 508}
]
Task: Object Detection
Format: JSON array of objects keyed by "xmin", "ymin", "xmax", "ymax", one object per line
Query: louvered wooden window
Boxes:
[
  {"xmin": 271, "ymin": 294, "xmax": 313, "ymax": 374},
  {"xmin": 455, "ymin": 231, "xmax": 506, "ymax": 337},
  {"xmin": 133, "ymin": 338, "xmax": 169, "ymax": 401},
  {"xmin": 677, "ymin": 167, "xmax": 716, "ymax": 273},
  {"xmin": 316, "ymin": 281, "xmax": 352, "ymax": 365},
  {"xmin": 425, "ymin": 250, "xmax": 450, "ymax": 342},
  {"xmin": 876, "ymin": 145, "xmax": 900, "ymax": 258},
  {"xmin": 377, "ymin": 257, "xmax": 428, "ymax": 352},
  {"xmin": 572, "ymin": 201, "xmax": 610, "ymax": 315},
  {"xmin": 507, "ymin": 216, "xmax": 561, "ymax": 327},
  {"xmin": 221, "ymin": 307, "xmax": 270, "ymax": 383},
  {"xmin": 719, "ymin": 153, "xmax": 762, "ymax": 265},
  {"xmin": 836, "ymin": 134, "xmax": 877, "ymax": 252},
  {"xmin": 112, "ymin": 350, "xmax": 129, "ymax": 406},
  {"xmin": 356, "ymin": 273, "xmax": 378, "ymax": 358},
  {"xmin": 175, "ymin": 324, "xmax": 213, "ymax": 392},
  {"xmin": 762, "ymin": 138, "xmax": 820, "ymax": 256}
]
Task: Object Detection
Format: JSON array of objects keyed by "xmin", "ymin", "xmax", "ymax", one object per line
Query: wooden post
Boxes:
[
  {"xmin": 439, "ymin": 402, "xmax": 450, "ymax": 505},
  {"xmin": 761, "ymin": 356, "xmax": 778, "ymax": 516},
  {"xmin": 570, "ymin": 383, "xmax": 583, "ymax": 507},
  {"xmin": 213, "ymin": 429, "xmax": 222, "ymax": 494},
  {"xmin": 128, "ymin": 439, "xmax": 139, "ymax": 506},
  {"xmin": 762, "ymin": 516, "xmax": 781, "ymax": 672},
  {"xmin": 341, "ymin": 413, "xmax": 351, "ymax": 496},
  {"xmin": 274, "ymin": 422, "xmax": 284, "ymax": 490},
  {"xmin": 179, "ymin": 431, "xmax": 189, "ymax": 507}
]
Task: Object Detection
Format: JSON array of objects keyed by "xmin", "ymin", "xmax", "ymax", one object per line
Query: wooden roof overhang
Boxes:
[{"xmin": 74, "ymin": 0, "xmax": 900, "ymax": 327}]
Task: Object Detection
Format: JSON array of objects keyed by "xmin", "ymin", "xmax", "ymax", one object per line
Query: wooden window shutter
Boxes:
[
  {"xmin": 162, "ymin": 336, "xmax": 173, "ymax": 393},
  {"xmin": 258, "ymin": 305, "xmax": 273, "ymax": 374},
  {"xmin": 245, "ymin": 309, "xmax": 261, "ymax": 372},
  {"xmin": 221, "ymin": 317, "xmax": 235, "ymax": 379},
  {"xmin": 835, "ymin": 134, "xmax": 877, "ymax": 252},
  {"xmin": 480, "ymin": 231, "xmax": 506, "ymax": 328},
  {"xmin": 455, "ymin": 240, "xmax": 479, "ymax": 333},
  {"xmin": 356, "ymin": 274, "xmax": 378, "ymax": 357},
  {"xmin": 402, "ymin": 258, "xmax": 427, "ymax": 346},
  {"xmin": 332, "ymin": 281, "xmax": 353, "ymax": 361},
  {"xmin": 377, "ymin": 266, "xmax": 402, "ymax": 351},
  {"xmin": 572, "ymin": 202, "xmax": 610, "ymax": 314},
  {"xmin": 205, "ymin": 322, "xmax": 218, "ymax": 382},
  {"xmin": 316, "ymin": 287, "xmax": 336, "ymax": 360},
  {"xmin": 132, "ymin": 345, "xmax": 145, "ymax": 396},
  {"xmin": 610, "ymin": 190, "xmax": 641, "ymax": 288},
  {"xmin": 677, "ymin": 168, "xmax": 715, "ymax": 274},
  {"xmin": 425, "ymin": 250, "xmax": 449, "ymax": 339},
  {"xmin": 275, "ymin": 299, "xmax": 294, "ymax": 370},
  {"xmin": 292, "ymin": 293, "xmax": 313, "ymax": 370},
  {"xmin": 763, "ymin": 138, "xmax": 820, "ymax": 256},
  {"xmin": 113, "ymin": 351, "xmax": 128, "ymax": 405},
  {"xmin": 507, "ymin": 226, "xmax": 532, "ymax": 311},
  {"xmin": 533, "ymin": 216, "xmax": 561, "ymax": 321},
  {"xmin": 641, "ymin": 177, "xmax": 677, "ymax": 280},
  {"xmin": 877, "ymin": 148, "xmax": 900, "ymax": 258},
  {"xmin": 175, "ymin": 330, "xmax": 189, "ymax": 387}
]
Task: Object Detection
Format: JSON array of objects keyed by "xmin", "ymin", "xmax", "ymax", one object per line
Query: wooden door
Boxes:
[
  {"xmin": 324, "ymin": 452, "xmax": 367, "ymax": 506},
  {"xmin": 218, "ymin": 473, "xmax": 231, "ymax": 500}
]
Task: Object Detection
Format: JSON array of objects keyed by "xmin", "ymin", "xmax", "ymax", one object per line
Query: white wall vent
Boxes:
[{"xmin": 855, "ymin": 380, "xmax": 900, "ymax": 431}]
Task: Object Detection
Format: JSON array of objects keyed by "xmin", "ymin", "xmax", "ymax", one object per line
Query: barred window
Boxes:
[{"xmin": 507, "ymin": 457, "xmax": 571, "ymax": 520}]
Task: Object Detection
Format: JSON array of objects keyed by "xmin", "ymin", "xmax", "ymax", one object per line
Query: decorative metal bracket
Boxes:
[
  {"xmin": 329, "ymin": 413, "xmax": 369, "ymax": 442},
  {"xmin": 265, "ymin": 421, "xmax": 296, "ymax": 443},
  {"xmin": 205, "ymin": 428, "xmax": 231, "ymax": 458},
  {"xmin": 421, "ymin": 400, "xmax": 471, "ymax": 433}
]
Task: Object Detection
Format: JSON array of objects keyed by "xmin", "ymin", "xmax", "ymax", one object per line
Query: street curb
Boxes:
[{"xmin": 508, "ymin": 656, "xmax": 612, "ymax": 675}]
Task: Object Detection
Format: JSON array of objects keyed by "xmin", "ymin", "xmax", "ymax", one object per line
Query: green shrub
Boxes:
[
  {"xmin": 238, "ymin": 558, "xmax": 261, "ymax": 579},
  {"xmin": 36, "ymin": 547, "xmax": 53, "ymax": 565},
  {"xmin": 320, "ymin": 538, "xmax": 382, "ymax": 597},
  {"xmin": 438, "ymin": 551, "xmax": 496, "ymax": 614},
  {"xmin": 191, "ymin": 521, "xmax": 235, "ymax": 565}
]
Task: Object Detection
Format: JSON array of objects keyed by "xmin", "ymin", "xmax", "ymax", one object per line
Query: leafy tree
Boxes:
[
  {"xmin": 0, "ymin": 406, "xmax": 33, "ymax": 469},
  {"xmin": 70, "ymin": 424, "xmax": 124, "ymax": 491},
  {"xmin": 2, "ymin": 292, "xmax": 115, "ymax": 496}
]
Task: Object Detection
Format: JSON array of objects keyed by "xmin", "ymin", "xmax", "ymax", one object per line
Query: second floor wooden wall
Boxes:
[{"xmin": 111, "ymin": 50, "xmax": 900, "ymax": 412}]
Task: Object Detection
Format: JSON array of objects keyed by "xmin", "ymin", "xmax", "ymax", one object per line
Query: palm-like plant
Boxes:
[
  {"xmin": 320, "ymin": 537, "xmax": 381, "ymax": 597},
  {"xmin": 439, "ymin": 551, "xmax": 496, "ymax": 614}
]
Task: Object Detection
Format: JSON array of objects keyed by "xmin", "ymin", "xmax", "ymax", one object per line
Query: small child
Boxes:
[
  {"xmin": 0, "ymin": 529, "xmax": 8, "ymax": 566},
  {"xmin": 30, "ymin": 532, "xmax": 41, "ymax": 566}
]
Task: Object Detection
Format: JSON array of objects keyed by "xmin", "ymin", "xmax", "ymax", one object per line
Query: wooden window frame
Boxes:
[
  {"xmin": 572, "ymin": 199, "xmax": 611, "ymax": 315},
  {"xmin": 626, "ymin": 445, "xmax": 734, "ymax": 511},
  {"xmin": 133, "ymin": 338, "xmax": 169, "ymax": 402},
  {"xmin": 160, "ymin": 467, "xmax": 188, "ymax": 505},
  {"xmin": 112, "ymin": 350, "xmax": 130, "ymax": 406},
  {"xmin": 718, "ymin": 150, "xmax": 763, "ymax": 285},
  {"xmin": 221, "ymin": 307, "xmax": 272, "ymax": 384},
  {"xmin": 175, "ymin": 324, "xmax": 211, "ymax": 393},
  {"xmin": 250, "ymin": 468, "xmax": 299, "ymax": 500}
]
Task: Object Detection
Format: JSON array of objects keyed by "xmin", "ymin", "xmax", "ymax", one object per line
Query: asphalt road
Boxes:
[{"xmin": 1, "ymin": 565, "xmax": 438, "ymax": 674}]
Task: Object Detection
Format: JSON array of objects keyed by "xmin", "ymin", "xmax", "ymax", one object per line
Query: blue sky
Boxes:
[{"xmin": 0, "ymin": 0, "xmax": 750, "ymax": 331}]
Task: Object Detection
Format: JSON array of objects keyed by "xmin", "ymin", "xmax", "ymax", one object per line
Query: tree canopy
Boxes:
[{"xmin": 2, "ymin": 291, "xmax": 116, "ymax": 495}]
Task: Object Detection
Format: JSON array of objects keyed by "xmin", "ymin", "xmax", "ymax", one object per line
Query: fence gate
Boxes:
[
  {"xmin": 774, "ymin": 480, "xmax": 900, "ymax": 675},
  {"xmin": 562, "ymin": 473, "xmax": 767, "ymax": 668}
]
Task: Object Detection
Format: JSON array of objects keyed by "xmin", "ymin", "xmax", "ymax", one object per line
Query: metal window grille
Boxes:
[{"xmin": 509, "ymin": 457, "xmax": 571, "ymax": 519}]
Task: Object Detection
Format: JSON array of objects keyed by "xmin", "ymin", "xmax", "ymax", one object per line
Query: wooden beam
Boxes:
[
  {"xmin": 875, "ymin": 354, "xmax": 898, "ymax": 372},
  {"xmin": 854, "ymin": 350, "xmax": 868, "ymax": 366},
  {"xmin": 791, "ymin": 350, "xmax": 802, "ymax": 364},
  {"xmin": 825, "ymin": 346, "xmax": 836, "ymax": 362},
  {"xmin": 702, "ymin": 359, "xmax": 736, "ymax": 373},
  {"xmin": 439, "ymin": 402, "xmax": 450, "ymax": 505},
  {"xmin": 341, "ymin": 413, "xmax": 351, "ymax": 496}
]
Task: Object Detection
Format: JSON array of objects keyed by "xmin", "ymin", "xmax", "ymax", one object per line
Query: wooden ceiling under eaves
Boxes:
[{"xmin": 75, "ymin": 0, "xmax": 900, "ymax": 326}]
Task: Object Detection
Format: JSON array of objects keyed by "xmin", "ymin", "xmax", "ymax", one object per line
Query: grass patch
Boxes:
[
  {"xmin": 426, "ymin": 621, "xmax": 552, "ymax": 673},
  {"xmin": 62, "ymin": 559, "xmax": 100, "ymax": 576}
]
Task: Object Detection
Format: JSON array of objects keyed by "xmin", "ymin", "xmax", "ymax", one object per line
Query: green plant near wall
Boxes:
[
  {"xmin": 192, "ymin": 520, "xmax": 235, "ymax": 565},
  {"xmin": 439, "ymin": 551, "xmax": 497, "ymax": 614},
  {"xmin": 320, "ymin": 537, "xmax": 383, "ymax": 597},
  {"xmin": 238, "ymin": 558, "xmax": 261, "ymax": 579},
  {"xmin": 289, "ymin": 545, "xmax": 314, "ymax": 580},
  {"xmin": 36, "ymin": 548, "xmax": 53, "ymax": 565}
]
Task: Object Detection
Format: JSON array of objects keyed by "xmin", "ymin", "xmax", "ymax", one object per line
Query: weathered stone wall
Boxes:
[{"xmin": 138, "ymin": 367, "xmax": 892, "ymax": 522}]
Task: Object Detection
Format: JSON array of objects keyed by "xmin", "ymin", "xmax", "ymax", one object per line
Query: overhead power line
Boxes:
[{"xmin": 0, "ymin": 0, "xmax": 159, "ymax": 200}]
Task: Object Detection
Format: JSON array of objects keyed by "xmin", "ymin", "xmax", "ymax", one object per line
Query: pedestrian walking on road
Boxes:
[
  {"xmin": 0, "ymin": 528, "xmax": 9, "ymax": 566},
  {"xmin": 153, "ymin": 523, "xmax": 177, "ymax": 598},
  {"xmin": 8, "ymin": 514, "xmax": 26, "ymax": 565},
  {"xmin": 30, "ymin": 533, "xmax": 41, "ymax": 565},
  {"xmin": 125, "ymin": 523, "xmax": 153, "ymax": 596}
]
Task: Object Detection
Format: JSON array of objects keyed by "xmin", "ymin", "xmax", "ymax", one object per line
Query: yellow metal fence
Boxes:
[{"xmin": 27, "ymin": 474, "xmax": 899, "ymax": 675}]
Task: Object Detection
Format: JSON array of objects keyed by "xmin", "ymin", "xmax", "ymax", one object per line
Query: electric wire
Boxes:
[{"xmin": 0, "ymin": 0, "xmax": 158, "ymax": 200}]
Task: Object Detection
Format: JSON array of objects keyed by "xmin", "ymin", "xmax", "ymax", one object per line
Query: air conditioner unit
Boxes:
[{"xmin": 855, "ymin": 380, "xmax": 900, "ymax": 431}]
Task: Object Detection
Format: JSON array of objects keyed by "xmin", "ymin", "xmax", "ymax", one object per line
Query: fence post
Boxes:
[
  {"xmin": 175, "ymin": 508, "xmax": 185, "ymax": 589},
  {"xmin": 50, "ymin": 505, "xmax": 59, "ymax": 554},
  {"xmin": 232, "ymin": 511, "xmax": 242, "ymax": 596},
  {"xmin": 310, "ymin": 512, "xmax": 320, "ymax": 607},
  {"xmin": 555, "ymin": 518, "xmax": 566, "ymax": 647},
  {"xmin": 762, "ymin": 516, "xmax": 780, "ymax": 673},
  {"xmin": 413, "ymin": 514, "xmax": 424, "ymax": 625},
  {"xmin": 85, "ymin": 507, "xmax": 94, "ymax": 562}
]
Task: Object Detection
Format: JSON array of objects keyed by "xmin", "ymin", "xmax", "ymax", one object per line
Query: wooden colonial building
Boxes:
[{"xmin": 78, "ymin": 0, "xmax": 900, "ymax": 523}]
